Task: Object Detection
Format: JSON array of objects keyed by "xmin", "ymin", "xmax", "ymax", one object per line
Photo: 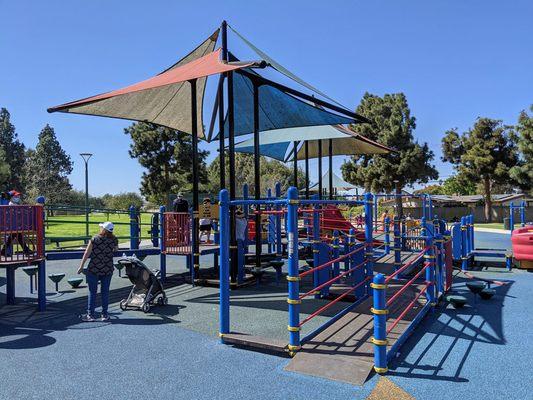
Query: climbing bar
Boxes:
[
  {"xmin": 386, "ymin": 262, "xmax": 430, "ymax": 307},
  {"xmin": 299, "ymin": 260, "xmax": 366, "ymax": 300},
  {"xmin": 386, "ymin": 282, "xmax": 430, "ymax": 334},
  {"xmin": 299, "ymin": 199, "xmax": 364, "ymax": 206},
  {"xmin": 299, "ymin": 245, "xmax": 366, "ymax": 278},
  {"xmin": 384, "ymin": 247, "xmax": 429, "ymax": 283},
  {"xmin": 299, "ymin": 276, "xmax": 371, "ymax": 326}
]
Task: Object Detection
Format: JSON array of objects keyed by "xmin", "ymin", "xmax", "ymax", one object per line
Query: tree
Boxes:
[
  {"xmin": 25, "ymin": 124, "xmax": 73, "ymax": 203},
  {"xmin": 0, "ymin": 147, "xmax": 10, "ymax": 189},
  {"xmin": 124, "ymin": 122, "xmax": 209, "ymax": 204},
  {"xmin": 442, "ymin": 118, "xmax": 518, "ymax": 222},
  {"xmin": 510, "ymin": 105, "xmax": 533, "ymax": 194},
  {"xmin": 207, "ymin": 153, "xmax": 306, "ymax": 196},
  {"xmin": 441, "ymin": 174, "xmax": 476, "ymax": 196},
  {"xmin": 413, "ymin": 184, "xmax": 443, "ymax": 195},
  {"xmin": 0, "ymin": 108, "xmax": 26, "ymax": 191},
  {"xmin": 102, "ymin": 192, "xmax": 144, "ymax": 210},
  {"xmin": 341, "ymin": 93, "xmax": 438, "ymax": 215},
  {"xmin": 64, "ymin": 190, "xmax": 105, "ymax": 209}
]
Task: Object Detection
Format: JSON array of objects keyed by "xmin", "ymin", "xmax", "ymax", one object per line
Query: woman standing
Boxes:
[{"xmin": 78, "ymin": 221, "xmax": 118, "ymax": 321}]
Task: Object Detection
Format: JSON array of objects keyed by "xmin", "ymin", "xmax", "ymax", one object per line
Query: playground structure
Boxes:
[{"xmin": 510, "ymin": 201, "xmax": 533, "ymax": 269}]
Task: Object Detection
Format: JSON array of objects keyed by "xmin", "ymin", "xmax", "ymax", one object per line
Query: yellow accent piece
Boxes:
[
  {"xmin": 370, "ymin": 283, "xmax": 387, "ymax": 290},
  {"xmin": 288, "ymin": 199, "xmax": 299, "ymax": 205},
  {"xmin": 331, "ymin": 245, "xmax": 340, "ymax": 249},
  {"xmin": 194, "ymin": 264, "xmax": 200, "ymax": 268},
  {"xmin": 287, "ymin": 344, "xmax": 301, "ymax": 351},
  {"xmin": 373, "ymin": 366, "xmax": 388, "ymax": 374},
  {"xmin": 423, "ymin": 255, "xmax": 436, "ymax": 259},
  {"xmin": 194, "ymin": 253, "xmax": 201, "ymax": 257},
  {"xmin": 218, "ymin": 333, "xmax": 225, "ymax": 338},
  {"xmin": 287, "ymin": 325, "xmax": 300, "ymax": 332},
  {"xmin": 287, "ymin": 298, "xmax": 301, "ymax": 305},
  {"xmin": 289, "ymin": 351, "xmax": 296, "ymax": 357},
  {"xmin": 371, "ymin": 307, "xmax": 389, "ymax": 315},
  {"xmin": 371, "ymin": 337, "xmax": 388, "ymax": 346},
  {"xmin": 313, "ymin": 250, "xmax": 319, "ymax": 253},
  {"xmin": 365, "ymin": 252, "xmax": 374, "ymax": 256},
  {"xmin": 461, "ymin": 226, "xmax": 467, "ymax": 231},
  {"xmin": 286, "ymin": 276, "xmax": 300, "ymax": 282},
  {"xmin": 429, "ymin": 302, "xmax": 437, "ymax": 306}
]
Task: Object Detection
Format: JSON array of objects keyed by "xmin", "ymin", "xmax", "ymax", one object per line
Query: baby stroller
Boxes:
[{"xmin": 118, "ymin": 256, "xmax": 167, "ymax": 313}]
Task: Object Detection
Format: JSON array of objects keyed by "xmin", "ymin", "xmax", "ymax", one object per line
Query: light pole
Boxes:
[{"xmin": 80, "ymin": 153, "xmax": 93, "ymax": 240}]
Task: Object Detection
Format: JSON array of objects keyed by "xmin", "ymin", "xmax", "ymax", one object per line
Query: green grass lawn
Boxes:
[
  {"xmin": 475, "ymin": 222, "xmax": 506, "ymax": 230},
  {"xmin": 45, "ymin": 212, "xmax": 154, "ymax": 249}
]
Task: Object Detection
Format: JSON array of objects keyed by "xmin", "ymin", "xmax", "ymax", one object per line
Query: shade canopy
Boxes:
[
  {"xmin": 48, "ymin": 30, "xmax": 254, "ymax": 139},
  {"xmin": 215, "ymin": 71, "xmax": 355, "ymax": 139},
  {"xmin": 234, "ymin": 125, "xmax": 391, "ymax": 161},
  {"xmin": 309, "ymin": 170, "xmax": 358, "ymax": 191}
]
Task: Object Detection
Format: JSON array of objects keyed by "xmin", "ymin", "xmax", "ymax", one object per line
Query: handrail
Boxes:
[
  {"xmin": 387, "ymin": 282, "xmax": 430, "ymax": 334},
  {"xmin": 386, "ymin": 262, "xmax": 430, "ymax": 307},
  {"xmin": 300, "ymin": 245, "xmax": 366, "ymax": 278},
  {"xmin": 385, "ymin": 247, "xmax": 428, "ymax": 283}
]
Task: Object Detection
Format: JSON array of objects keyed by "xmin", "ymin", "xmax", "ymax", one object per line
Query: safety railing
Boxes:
[
  {"xmin": 163, "ymin": 212, "xmax": 191, "ymax": 255},
  {"xmin": 0, "ymin": 205, "xmax": 44, "ymax": 264},
  {"xmin": 372, "ymin": 217, "xmax": 437, "ymax": 373}
]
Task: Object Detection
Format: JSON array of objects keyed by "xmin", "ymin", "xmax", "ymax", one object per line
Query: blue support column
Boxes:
[
  {"xmin": 393, "ymin": 217, "xmax": 402, "ymax": 278},
  {"xmin": 267, "ymin": 188, "xmax": 273, "ymax": 253},
  {"xmin": 312, "ymin": 204, "xmax": 320, "ymax": 299},
  {"xmin": 469, "ymin": 214, "xmax": 474, "ymax": 255},
  {"xmin": 461, "ymin": 216, "xmax": 468, "ymax": 271},
  {"xmin": 286, "ymin": 187, "xmax": 301, "ymax": 354},
  {"xmin": 219, "ymin": 189, "xmax": 230, "ymax": 341},
  {"xmin": 372, "ymin": 273, "xmax": 388, "ymax": 374},
  {"xmin": 520, "ymin": 201, "xmax": 526, "ymax": 227},
  {"xmin": 344, "ymin": 232, "xmax": 350, "ymax": 272},
  {"xmin": 348, "ymin": 228, "xmax": 356, "ymax": 277},
  {"xmin": 213, "ymin": 220, "xmax": 220, "ymax": 245},
  {"xmin": 243, "ymin": 183, "xmax": 249, "ymax": 249},
  {"xmin": 427, "ymin": 196, "xmax": 433, "ymax": 220},
  {"xmin": 129, "ymin": 205, "xmax": 139, "ymax": 250},
  {"xmin": 332, "ymin": 230, "xmax": 340, "ymax": 278},
  {"xmin": 401, "ymin": 218, "xmax": 407, "ymax": 251},
  {"xmin": 422, "ymin": 196, "xmax": 427, "ymax": 220},
  {"xmin": 423, "ymin": 218, "xmax": 436, "ymax": 305},
  {"xmin": 159, "ymin": 206, "xmax": 166, "ymax": 281},
  {"xmin": 6, "ymin": 266, "xmax": 15, "ymax": 305},
  {"xmin": 384, "ymin": 217, "xmax": 390, "ymax": 255},
  {"xmin": 364, "ymin": 193, "xmax": 374, "ymax": 295},
  {"xmin": 38, "ymin": 204, "xmax": 46, "ymax": 311},
  {"xmin": 275, "ymin": 182, "xmax": 282, "ymax": 257},
  {"xmin": 509, "ymin": 202, "xmax": 515, "ymax": 232}
]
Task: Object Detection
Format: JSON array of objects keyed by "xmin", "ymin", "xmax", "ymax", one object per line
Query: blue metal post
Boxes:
[
  {"xmin": 344, "ymin": 231, "xmax": 350, "ymax": 272},
  {"xmin": 312, "ymin": 203, "xmax": 320, "ymax": 299},
  {"xmin": 38, "ymin": 204, "xmax": 46, "ymax": 311},
  {"xmin": 286, "ymin": 186, "xmax": 301, "ymax": 354},
  {"xmin": 364, "ymin": 193, "xmax": 374, "ymax": 295},
  {"xmin": 427, "ymin": 196, "xmax": 433, "ymax": 220},
  {"xmin": 469, "ymin": 214, "xmax": 474, "ymax": 255},
  {"xmin": 520, "ymin": 201, "xmax": 526, "ymax": 227},
  {"xmin": 422, "ymin": 196, "xmax": 427, "ymax": 220},
  {"xmin": 332, "ymin": 230, "xmax": 340, "ymax": 278},
  {"xmin": 435, "ymin": 233, "xmax": 444, "ymax": 298},
  {"xmin": 509, "ymin": 202, "xmax": 515, "ymax": 232},
  {"xmin": 219, "ymin": 189, "xmax": 230, "ymax": 341},
  {"xmin": 129, "ymin": 205, "xmax": 139, "ymax": 250},
  {"xmin": 159, "ymin": 206, "xmax": 166, "ymax": 281},
  {"xmin": 372, "ymin": 273, "xmax": 388, "ymax": 374},
  {"xmin": 348, "ymin": 228, "xmax": 356, "ymax": 278},
  {"xmin": 267, "ymin": 188, "xmax": 273, "ymax": 253},
  {"xmin": 213, "ymin": 220, "xmax": 220, "ymax": 245},
  {"xmin": 423, "ymin": 218, "xmax": 436, "ymax": 305},
  {"xmin": 243, "ymin": 183, "xmax": 249, "ymax": 248},
  {"xmin": 384, "ymin": 216, "xmax": 390, "ymax": 255},
  {"xmin": 401, "ymin": 218, "xmax": 407, "ymax": 251},
  {"xmin": 393, "ymin": 216, "xmax": 402, "ymax": 278},
  {"xmin": 460, "ymin": 216, "xmax": 468, "ymax": 271},
  {"xmin": 275, "ymin": 182, "xmax": 282, "ymax": 257}
]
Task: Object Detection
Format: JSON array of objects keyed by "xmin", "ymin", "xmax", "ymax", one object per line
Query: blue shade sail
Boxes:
[{"xmin": 214, "ymin": 71, "xmax": 354, "ymax": 139}]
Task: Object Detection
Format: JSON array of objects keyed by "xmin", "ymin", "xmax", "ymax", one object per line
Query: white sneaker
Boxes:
[
  {"xmin": 100, "ymin": 313, "xmax": 110, "ymax": 322},
  {"xmin": 81, "ymin": 314, "xmax": 95, "ymax": 322}
]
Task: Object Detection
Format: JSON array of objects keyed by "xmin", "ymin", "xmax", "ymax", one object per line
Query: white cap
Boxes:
[{"xmin": 99, "ymin": 221, "xmax": 114, "ymax": 232}]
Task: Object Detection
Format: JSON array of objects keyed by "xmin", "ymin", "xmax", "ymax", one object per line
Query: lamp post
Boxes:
[{"xmin": 80, "ymin": 153, "xmax": 93, "ymax": 240}]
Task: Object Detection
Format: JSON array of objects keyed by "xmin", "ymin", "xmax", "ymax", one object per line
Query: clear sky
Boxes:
[{"xmin": 1, "ymin": 0, "xmax": 531, "ymax": 196}]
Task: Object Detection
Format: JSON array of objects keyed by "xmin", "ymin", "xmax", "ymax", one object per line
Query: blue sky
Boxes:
[{"xmin": 1, "ymin": 0, "xmax": 531, "ymax": 196}]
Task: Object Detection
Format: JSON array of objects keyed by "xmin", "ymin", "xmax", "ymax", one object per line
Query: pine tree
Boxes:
[
  {"xmin": 341, "ymin": 93, "xmax": 438, "ymax": 215},
  {"xmin": 124, "ymin": 122, "xmax": 209, "ymax": 204},
  {"xmin": 442, "ymin": 118, "xmax": 518, "ymax": 222},
  {"xmin": 0, "ymin": 147, "xmax": 10, "ymax": 189},
  {"xmin": 510, "ymin": 105, "xmax": 533, "ymax": 195},
  {"xmin": 25, "ymin": 124, "xmax": 73, "ymax": 203},
  {"xmin": 0, "ymin": 108, "xmax": 26, "ymax": 191}
]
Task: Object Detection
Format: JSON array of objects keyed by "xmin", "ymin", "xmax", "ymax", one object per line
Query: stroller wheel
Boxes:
[
  {"xmin": 157, "ymin": 297, "xmax": 164, "ymax": 305},
  {"xmin": 119, "ymin": 300, "xmax": 127, "ymax": 311},
  {"xmin": 163, "ymin": 296, "xmax": 168, "ymax": 305},
  {"xmin": 142, "ymin": 302, "xmax": 150, "ymax": 313}
]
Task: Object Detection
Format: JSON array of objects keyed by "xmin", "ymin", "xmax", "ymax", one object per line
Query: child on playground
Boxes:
[
  {"xmin": 0, "ymin": 190, "xmax": 32, "ymax": 256},
  {"xmin": 199, "ymin": 197, "xmax": 213, "ymax": 243},
  {"xmin": 78, "ymin": 221, "xmax": 118, "ymax": 322}
]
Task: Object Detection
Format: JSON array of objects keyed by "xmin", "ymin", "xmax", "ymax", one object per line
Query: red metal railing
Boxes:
[
  {"xmin": 0, "ymin": 205, "xmax": 44, "ymax": 264},
  {"xmin": 163, "ymin": 212, "xmax": 191, "ymax": 255}
]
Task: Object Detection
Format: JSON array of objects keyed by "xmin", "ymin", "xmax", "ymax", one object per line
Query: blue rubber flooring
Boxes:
[{"xmin": 1, "ymin": 233, "xmax": 532, "ymax": 399}]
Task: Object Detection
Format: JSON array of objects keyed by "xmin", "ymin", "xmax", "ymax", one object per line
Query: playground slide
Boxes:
[
  {"xmin": 512, "ymin": 226, "xmax": 533, "ymax": 268},
  {"xmin": 319, "ymin": 206, "xmax": 382, "ymax": 244}
]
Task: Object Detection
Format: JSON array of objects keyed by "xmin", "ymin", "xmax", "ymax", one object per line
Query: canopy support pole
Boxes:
[
  {"xmin": 318, "ymin": 140, "xmax": 323, "ymax": 200},
  {"xmin": 293, "ymin": 141, "xmax": 298, "ymax": 188},
  {"xmin": 189, "ymin": 79, "xmax": 200, "ymax": 279},
  {"xmin": 305, "ymin": 141, "xmax": 309, "ymax": 199},
  {"xmin": 328, "ymin": 139, "xmax": 333, "ymax": 200},
  {"xmin": 218, "ymin": 75, "xmax": 225, "ymax": 190},
  {"xmin": 253, "ymin": 80, "xmax": 262, "ymax": 271}
]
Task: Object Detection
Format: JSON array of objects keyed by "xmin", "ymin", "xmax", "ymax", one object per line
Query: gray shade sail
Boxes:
[
  {"xmin": 48, "ymin": 30, "xmax": 223, "ymax": 138},
  {"xmin": 234, "ymin": 125, "xmax": 391, "ymax": 161},
  {"xmin": 309, "ymin": 170, "xmax": 358, "ymax": 191}
]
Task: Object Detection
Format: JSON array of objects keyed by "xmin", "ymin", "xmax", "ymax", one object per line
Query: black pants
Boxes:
[{"xmin": 1, "ymin": 233, "xmax": 31, "ymax": 256}]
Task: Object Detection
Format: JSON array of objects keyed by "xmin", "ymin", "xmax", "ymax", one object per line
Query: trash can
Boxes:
[{"xmin": 503, "ymin": 218, "xmax": 510, "ymax": 230}]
